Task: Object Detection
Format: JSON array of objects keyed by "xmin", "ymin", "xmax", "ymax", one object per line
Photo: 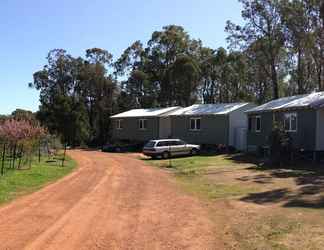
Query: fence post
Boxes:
[
  {"xmin": 12, "ymin": 143, "xmax": 17, "ymax": 169},
  {"xmin": 61, "ymin": 144, "xmax": 67, "ymax": 167},
  {"xmin": 18, "ymin": 145, "xmax": 24, "ymax": 169},
  {"xmin": 38, "ymin": 140, "xmax": 41, "ymax": 163},
  {"xmin": 1, "ymin": 144, "xmax": 6, "ymax": 175}
]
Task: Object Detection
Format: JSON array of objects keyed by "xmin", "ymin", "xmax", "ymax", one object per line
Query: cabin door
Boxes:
[{"xmin": 235, "ymin": 128, "xmax": 247, "ymax": 151}]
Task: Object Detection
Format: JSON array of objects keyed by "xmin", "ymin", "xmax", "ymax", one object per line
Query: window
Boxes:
[
  {"xmin": 116, "ymin": 119, "xmax": 123, "ymax": 130},
  {"xmin": 248, "ymin": 115, "xmax": 261, "ymax": 132},
  {"xmin": 176, "ymin": 140, "xmax": 186, "ymax": 146},
  {"xmin": 248, "ymin": 117, "xmax": 253, "ymax": 131},
  {"xmin": 138, "ymin": 119, "xmax": 148, "ymax": 130},
  {"xmin": 255, "ymin": 116, "xmax": 261, "ymax": 132},
  {"xmin": 145, "ymin": 141, "xmax": 156, "ymax": 148},
  {"xmin": 157, "ymin": 141, "xmax": 168, "ymax": 147},
  {"xmin": 284, "ymin": 113, "xmax": 297, "ymax": 132},
  {"xmin": 190, "ymin": 118, "xmax": 201, "ymax": 131}
]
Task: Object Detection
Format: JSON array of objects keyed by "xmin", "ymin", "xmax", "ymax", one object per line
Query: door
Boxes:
[
  {"xmin": 174, "ymin": 140, "xmax": 190, "ymax": 155},
  {"xmin": 159, "ymin": 117, "xmax": 172, "ymax": 139},
  {"xmin": 235, "ymin": 128, "xmax": 247, "ymax": 151}
]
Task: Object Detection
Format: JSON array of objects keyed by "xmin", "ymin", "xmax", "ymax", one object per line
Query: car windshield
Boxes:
[{"xmin": 144, "ymin": 141, "xmax": 156, "ymax": 148}]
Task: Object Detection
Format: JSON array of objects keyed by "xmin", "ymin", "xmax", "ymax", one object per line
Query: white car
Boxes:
[{"xmin": 143, "ymin": 139, "xmax": 200, "ymax": 159}]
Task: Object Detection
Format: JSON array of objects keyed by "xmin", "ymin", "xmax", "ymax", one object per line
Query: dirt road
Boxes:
[{"xmin": 0, "ymin": 150, "xmax": 218, "ymax": 250}]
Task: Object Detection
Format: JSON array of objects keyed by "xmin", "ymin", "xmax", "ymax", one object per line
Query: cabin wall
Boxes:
[
  {"xmin": 316, "ymin": 109, "xmax": 324, "ymax": 151},
  {"xmin": 247, "ymin": 109, "xmax": 317, "ymax": 151},
  {"xmin": 171, "ymin": 115, "xmax": 229, "ymax": 145},
  {"xmin": 159, "ymin": 117, "xmax": 172, "ymax": 139},
  {"xmin": 247, "ymin": 112, "xmax": 273, "ymax": 151},
  {"xmin": 111, "ymin": 117, "xmax": 159, "ymax": 142},
  {"xmin": 228, "ymin": 103, "xmax": 256, "ymax": 150}
]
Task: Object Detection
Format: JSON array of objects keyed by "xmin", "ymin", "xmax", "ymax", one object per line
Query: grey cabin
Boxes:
[
  {"xmin": 170, "ymin": 103, "xmax": 256, "ymax": 151},
  {"xmin": 110, "ymin": 107, "xmax": 181, "ymax": 142},
  {"xmin": 246, "ymin": 92, "xmax": 324, "ymax": 152}
]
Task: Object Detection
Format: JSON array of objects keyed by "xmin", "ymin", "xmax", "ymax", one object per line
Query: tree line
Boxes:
[{"xmin": 29, "ymin": 0, "xmax": 324, "ymax": 146}]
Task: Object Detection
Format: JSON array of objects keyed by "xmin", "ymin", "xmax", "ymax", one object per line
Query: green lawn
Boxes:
[
  {"xmin": 0, "ymin": 155, "xmax": 76, "ymax": 204},
  {"xmin": 145, "ymin": 154, "xmax": 258, "ymax": 199},
  {"xmin": 147, "ymin": 155, "xmax": 238, "ymax": 173}
]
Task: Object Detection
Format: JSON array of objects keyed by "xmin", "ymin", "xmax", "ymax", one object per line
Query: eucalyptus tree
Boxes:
[
  {"xmin": 115, "ymin": 25, "xmax": 203, "ymax": 108},
  {"xmin": 168, "ymin": 55, "xmax": 201, "ymax": 106},
  {"xmin": 30, "ymin": 49, "xmax": 88, "ymax": 145},
  {"xmin": 307, "ymin": 0, "xmax": 324, "ymax": 90},
  {"xmin": 115, "ymin": 41, "xmax": 158, "ymax": 108},
  {"xmin": 226, "ymin": 0, "xmax": 286, "ymax": 100},
  {"xmin": 146, "ymin": 25, "xmax": 202, "ymax": 105},
  {"xmin": 30, "ymin": 48, "xmax": 117, "ymax": 146},
  {"xmin": 280, "ymin": 0, "xmax": 314, "ymax": 94}
]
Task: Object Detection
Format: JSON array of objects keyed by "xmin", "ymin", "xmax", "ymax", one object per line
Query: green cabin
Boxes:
[
  {"xmin": 246, "ymin": 92, "xmax": 324, "ymax": 152},
  {"xmin": 110, "ymin": 107, "xmax": 181, "ymax": 143}
]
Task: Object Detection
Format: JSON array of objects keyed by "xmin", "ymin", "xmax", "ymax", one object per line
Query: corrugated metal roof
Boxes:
[
  {"xmin": 110, "ymin": 106, "xmax": 181, "ymax": 118},
  {"xmin": 247, "ymin": 92, "xmax": 324, "ymax": 113},
  {"xmin": 170, "ymin": 103, "xmax": 251, "ymax": 116}
]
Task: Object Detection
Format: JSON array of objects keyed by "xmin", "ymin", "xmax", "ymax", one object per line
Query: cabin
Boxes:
[
  {"xmin": 246, "ymin": 92, "xmax": 324, "ymax": 153},
  {"xmin": 110, "ymin": 107, "xmax": 181, "ymax": 142},
  {"xmin": 169, "ymin": 103, "xmax": 256, "ymax": 151}
]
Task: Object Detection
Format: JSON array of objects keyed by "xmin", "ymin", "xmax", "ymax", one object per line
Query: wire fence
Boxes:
[{"xmin": 0, "ymin": 136, "xmax": 67, "ymax": 176}]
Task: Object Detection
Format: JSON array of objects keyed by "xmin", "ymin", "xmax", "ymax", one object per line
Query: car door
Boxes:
[
  {"xmin": 176, "ymin": 140, "xmax": 190, "ymax": 155},
  {"xmin": 156, "ymin": 141, "xmax": 168, "ymax": 154},
  {"xmin": 165, "ymin": 141, "xmax": 176, "ymax": 156},
  {"xmin": 169, "ymin": 140, "xmax": 186, "ymax": 156}
]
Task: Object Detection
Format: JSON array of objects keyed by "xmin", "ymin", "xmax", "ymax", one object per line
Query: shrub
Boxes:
[{"xmin": 268, "ymin": 123, "xmax": 293, "ymax": 165}]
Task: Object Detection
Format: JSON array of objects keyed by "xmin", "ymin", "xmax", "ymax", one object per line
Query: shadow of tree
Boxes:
[
  {"xmin": 284, "ymin": 197, "xmax": 324, "ymax": 209},
  {"xmin": 240, "ymin": 188, "xmax": 292, "ymax": 204},
  {"xmin": 232, "ymin": 153, "xmax": 324, "ymax": 209},
  {"xmin": 237, "ymin": 174, "xmax": 274, "ymax": 184},
  {"xmin": 226, "ymin": 153, "xmax": 261, "ymax": 165}
]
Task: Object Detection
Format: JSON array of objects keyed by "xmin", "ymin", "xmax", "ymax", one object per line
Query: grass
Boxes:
[
  {"xmin": 146, "ymin": 154, "xmax": 257, "ymax": 199},
  {"xmin": 144, "ymin": 153, "xmax": 324, "ymax": 249},
  {"xmin": 0, "ymin": 154, "xmax": 76, "ymax": 204},
  {"xmin": 176, "ymin": 175, "xmax": 257, "ymax": 200},
  {"xmin": 148, "ymin": 154, "xmax": 242, "ymax": 173}
]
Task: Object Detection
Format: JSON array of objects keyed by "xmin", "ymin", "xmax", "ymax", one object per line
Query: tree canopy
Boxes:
[{"xmin": 29, "ymin": 0, "xmax": 324, "ymax": 146}]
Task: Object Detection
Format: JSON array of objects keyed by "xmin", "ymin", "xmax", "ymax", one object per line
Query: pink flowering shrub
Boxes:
[
  {"xmin": 0, "ymin": 119, "xmax": 46, "ymax": 143},
  {"xmin": 0, "ymin": 119, "xmax": 47, "ymax": 171}
]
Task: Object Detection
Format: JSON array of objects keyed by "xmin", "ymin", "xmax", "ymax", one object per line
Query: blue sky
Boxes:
[{"xmin": 0, "ymin": 0, "xmax": 243, "ymax": 114}]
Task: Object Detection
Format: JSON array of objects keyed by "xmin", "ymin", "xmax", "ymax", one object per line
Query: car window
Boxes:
[
  {"xmin": 157, "ymin": 141, "xmax": 167, "ymax": 147},
  {"xmin": 145, "ymin": 141, "xmax": 156, "ymax": 147},
  {"xmin": 176, "ymin": 140, "xmax": 186, "ymax": 146}
]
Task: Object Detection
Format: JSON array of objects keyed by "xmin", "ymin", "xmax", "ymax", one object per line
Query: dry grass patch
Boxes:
[{"xmin": 143, "ymin": 153, "xmax": 324, "ymax": 249}]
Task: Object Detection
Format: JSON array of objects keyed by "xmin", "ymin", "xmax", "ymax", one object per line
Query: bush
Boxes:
[{"xmin": 268, "ymin": 123, "xmax": 293, "ymax": 165}]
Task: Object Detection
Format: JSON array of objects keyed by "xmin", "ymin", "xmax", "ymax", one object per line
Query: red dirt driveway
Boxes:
[{"xmin": 0, "ymin": 150, "xmax": 219, "ymax": 250}]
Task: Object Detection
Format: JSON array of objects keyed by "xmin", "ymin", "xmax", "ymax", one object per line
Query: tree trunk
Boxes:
[
  {"xmin": 271, "ymin": 61, "xmax": 279, "ymax": 100},
  {"xmin": 297, "ymin": 48, "xmax": 304, "ymax": 94}
]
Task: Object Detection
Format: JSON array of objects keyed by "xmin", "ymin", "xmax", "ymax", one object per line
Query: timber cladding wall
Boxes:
[
  {"xmin": 111, "ymin": 117, "xmax": 159, "ymax": 142},
  {"xmin": 247, "ymin": 109, "xmax": 317, "ymax": 151},
  {"xmin": 171, "ymin": 115, "xmax": 229, "ymax": 145}
]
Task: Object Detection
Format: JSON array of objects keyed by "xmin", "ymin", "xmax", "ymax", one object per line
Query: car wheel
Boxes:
[
  {"xmin": 162, "ymin": 151, "xmax": 170, "ymax": 159},
  {"xmin": 191, "ymin": 149, "xmax": 198, "ymax": 156}
]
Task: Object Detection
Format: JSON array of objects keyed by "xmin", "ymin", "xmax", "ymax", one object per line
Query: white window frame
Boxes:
[
  {"xmin": 138, "ymin": 119, "xmax": 148, "ymax": 130},
  {"xmin": 255, "ymin": 116, "xmax": 261, "ymax": 133},
  {"xmin": 189, "ymin": 117, "xmax": 201, "ymax": 131},
  {"xmin": 116, "ymin": 119, "xmax": 123, "ymax": 130},
  {"xmin": 284, "ymin": 113, "xmax": 297, "ymax": 132}
]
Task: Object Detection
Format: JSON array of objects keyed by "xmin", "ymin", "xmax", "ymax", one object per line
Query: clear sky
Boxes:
[{"xmin": 0, "ymin": 0, "xmax": 243, "ymax": 115}]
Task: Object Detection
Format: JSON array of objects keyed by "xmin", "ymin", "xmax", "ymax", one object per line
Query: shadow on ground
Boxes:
[{"xmin": 227, "ymin": 154, "xmax": 324, "ymax": 209}]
